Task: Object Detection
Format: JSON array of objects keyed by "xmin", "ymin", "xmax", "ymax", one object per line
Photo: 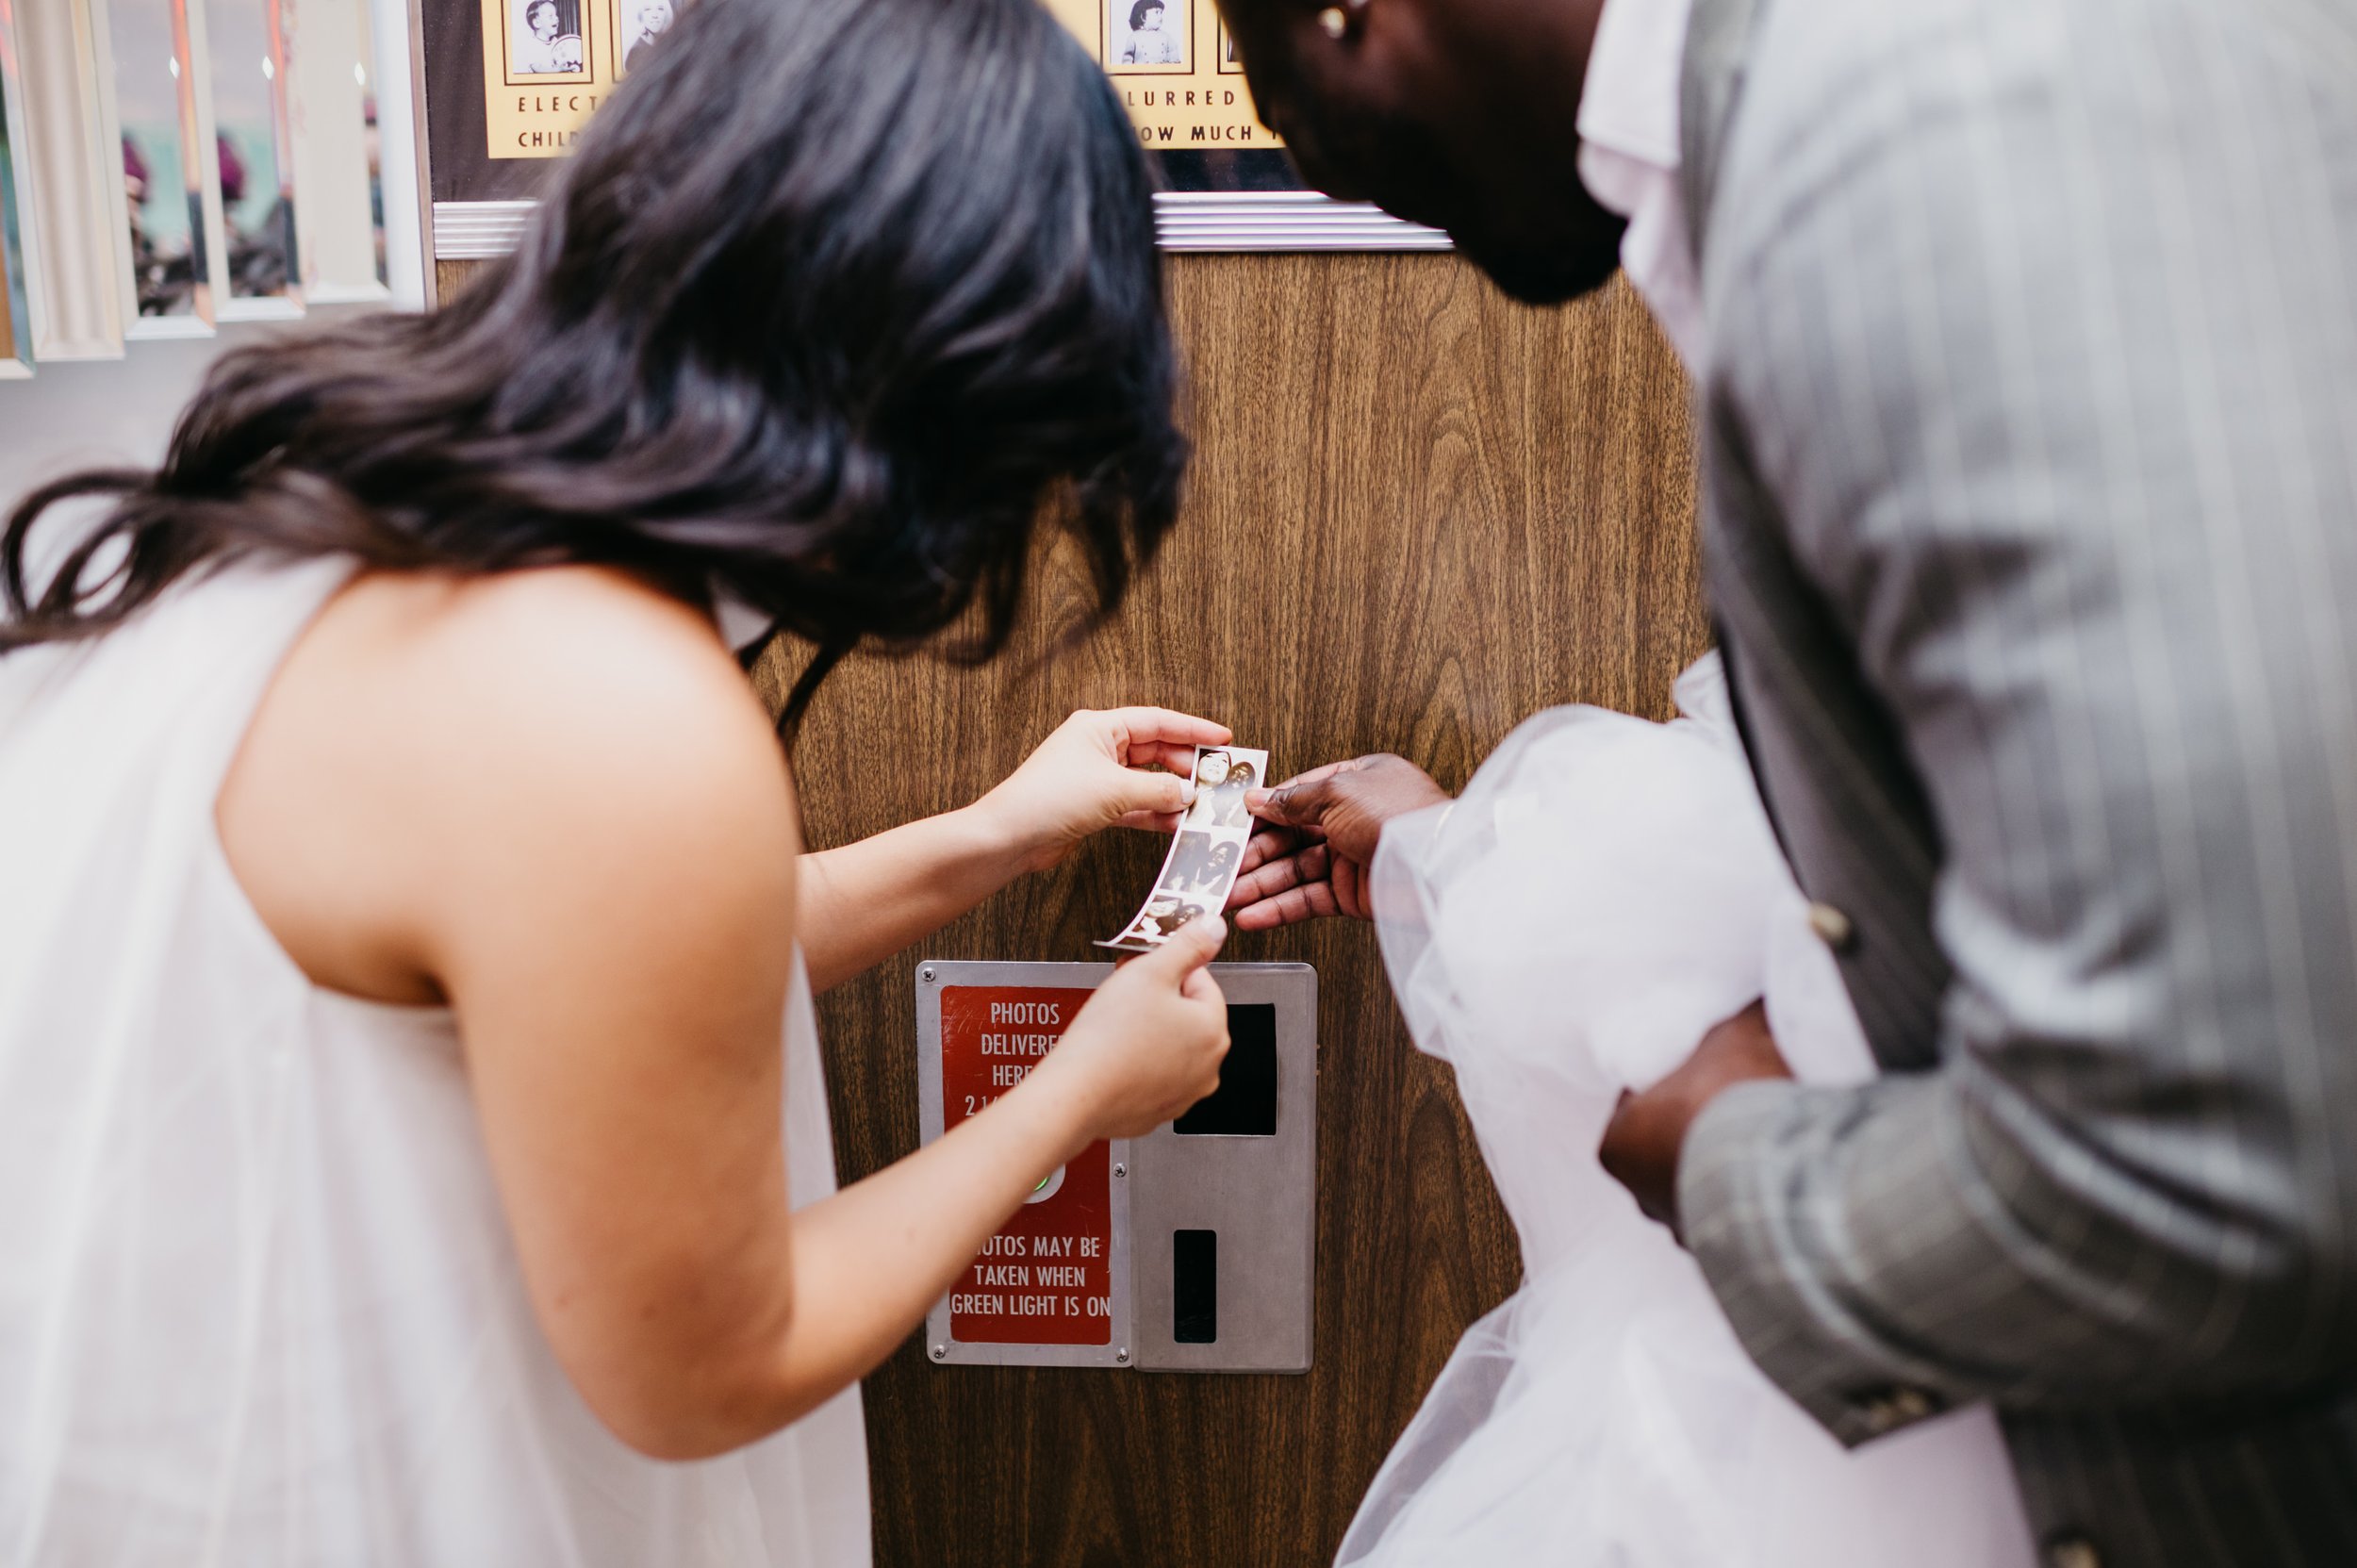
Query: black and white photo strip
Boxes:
[{"xmin": 1099, "ymin": 746, "xmax": 1268, "ymax": 953}]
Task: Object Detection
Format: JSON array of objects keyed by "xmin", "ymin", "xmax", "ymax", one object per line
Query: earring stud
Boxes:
[{"xmin": 1317, "ymin": 6, "xmax": 1347, "ymax": 39}]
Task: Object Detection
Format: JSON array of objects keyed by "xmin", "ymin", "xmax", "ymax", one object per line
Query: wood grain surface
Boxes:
[
  {"xmin": 774, "ymin": 250, "xmax": 1706, "ymax": 1567},
  {"xmin": 434, "ymin": 259, "xmax": 483, "ymax": 305},
  {"xmin": 0, "ymin": 239, "xmax": 15, "ymax": 363}
]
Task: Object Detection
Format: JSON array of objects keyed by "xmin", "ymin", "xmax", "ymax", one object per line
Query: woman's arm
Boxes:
[
  {"xmin": 221, "ymin": 569, "xmax": 1234, "ymax": 1459},
  {"xmin": 703, "ymin": 919, "xmax": 1227, "ymax": 1450},
  {"xmin": 796, "ymin": 706, "xmax": 1231, "ymax": 991}
]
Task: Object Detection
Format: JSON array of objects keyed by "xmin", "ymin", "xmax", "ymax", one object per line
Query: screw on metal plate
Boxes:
[
  {"xmin": 1113, "ymin": 1162, "xmax": 1128, "ymax": 1179},
  {"xmin": 1115, "ymin": 1347, "xmax": 1130, "ymax": 1364},
  {"xmin": 930, "ymin": 1345, "xmax": 948, "ymax": 1362},
  {"xmin": 920, "ymin": 966, "xmax": 937, "ymax": 982}
]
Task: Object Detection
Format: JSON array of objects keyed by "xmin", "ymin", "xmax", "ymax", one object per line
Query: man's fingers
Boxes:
[
  {"xmin": 1244, "ymin": 758, "xmax": 1349, "ymax": 817},
  {"xmin": 1226, "ymin": 842, "xmax": 1331, "ymax": 908},
  {"xmin": 1248, "ymin": 773, "xmax": 1343, "ymax": 830},
  {"xmin": 1236, "ymin": 826, "xmax": 1308, "ymax": 875},
  {"xmin": 1272, "ymin": 759, "xmax": 1352, "ymax": 791},
  {"xmin": 1231, "ymin": 879, "xmax": 1341, "ymax": 930},
  {"xmin": 1334, "ymin": 852, "xmax": 1365, "ymax": 920}
]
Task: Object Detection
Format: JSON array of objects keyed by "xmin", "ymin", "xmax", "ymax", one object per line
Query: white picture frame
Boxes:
[
  {"xmin": 5, "ymin": 0, "xmax": 130, "ymax": 359},
  {"xmin": 99, "ymin": 0, "xmax": 227, "ymax": 337},
  {"xmin": 287, "ymin": 0, "xmax": 396, "ymax": 306},
  {"xmin": 0, "ymin": 0, "xmax": 41, "ymax": 375}
]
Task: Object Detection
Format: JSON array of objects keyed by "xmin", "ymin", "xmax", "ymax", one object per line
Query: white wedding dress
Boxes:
[
  {"xmin": 1339, "ymin": 656, "xmax": 2035, "ymax": 1568},
  {"xmin": 0, "ymin": 558, "xmax": 868, "ymax": 1565}
]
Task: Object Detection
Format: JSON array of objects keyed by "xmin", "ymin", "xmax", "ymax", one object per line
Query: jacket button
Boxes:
[
  {"xmin": 1856, "ymin": 1384, "xmax": 1938, "ymax": 1436},
  {"xmin": 1805, "ymin": 900, "xmax": 1856, "ymax": 952},
  {"xmin": 2043, "ymin": 1535, "xmax": 2101, "ymax": 1568}
]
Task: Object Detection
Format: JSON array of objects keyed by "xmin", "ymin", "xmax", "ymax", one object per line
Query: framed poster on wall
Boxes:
[{"xmin": 420, "ymin": 0, "xmax": 1443, "ymax": 277}]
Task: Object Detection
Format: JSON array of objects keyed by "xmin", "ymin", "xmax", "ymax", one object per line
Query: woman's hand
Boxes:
[
  {"xmin": 797, "ymin": 706, "xmax": 1229, "ymax": 992},
  {"xmin": 974, "ymin": 707, "xmax": 1233, "ymax": 875},
  {"xmin": 1033, "ymin": 916, "xmax": 1231, "ymax": 1140},
  {"xmin": 1226, "ymin": 754, "xmax": 1451, "ymax": 928}
]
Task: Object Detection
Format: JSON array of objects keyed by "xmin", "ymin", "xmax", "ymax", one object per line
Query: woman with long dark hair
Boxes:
[{"xmin": 0, "ymin": 0, "xmax": 1229, "ymax": 1560}]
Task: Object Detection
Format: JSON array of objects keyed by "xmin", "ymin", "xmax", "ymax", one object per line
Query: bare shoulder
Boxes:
[
  {"xmin": 222, "ymin": 565, "xmax": 799, "ymax": 1005},
  {"xmin": 358, "ymin": 566, "xmax": 768, "ymax": 738}
]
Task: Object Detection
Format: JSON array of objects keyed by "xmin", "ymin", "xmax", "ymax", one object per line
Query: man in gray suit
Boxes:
[{"xmin": 1218, "ymin": 0, "xmax": 2357, "ymax": 1560}]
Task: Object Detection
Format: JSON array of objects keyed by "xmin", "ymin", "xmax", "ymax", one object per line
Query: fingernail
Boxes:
[{"xmin": 1179, "ymin": 780, "xmax": 1197, "ymax": 805}]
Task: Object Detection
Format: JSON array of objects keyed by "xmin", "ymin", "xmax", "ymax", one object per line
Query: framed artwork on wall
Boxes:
[{"xmin": 417, "ymin": 0, "xmax": 1443, "ymax": 284}]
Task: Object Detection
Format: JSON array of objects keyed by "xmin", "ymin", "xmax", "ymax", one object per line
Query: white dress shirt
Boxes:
[{"xmin": 1576, "ymin": 0, "xmax": 1705, "ymax": 369}]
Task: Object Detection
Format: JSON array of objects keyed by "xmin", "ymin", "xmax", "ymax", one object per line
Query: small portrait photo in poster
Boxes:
[
  {"xmin": 612, "ymin": 0, "xmax": 674, "ymax": 77},
  {"xmin": 506, "ymin": 0, "xmax": 591, "ymax": 81},
  {"xmin": 1107, "ymin": 0, "xmax": 1191, "ymax": 74},
  {"xmin": 1219, "ymin": 18, "xmax": 1243, "ymax": 74}
]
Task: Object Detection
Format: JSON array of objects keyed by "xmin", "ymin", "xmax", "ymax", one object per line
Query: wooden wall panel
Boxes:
[
  {"xmin": 779, "ymin": 251, "xmax": 1706, "ymax": 1567},
  {"xmin": 434, "ymin": 259, "xmax": 479, "ymax": 304},
  {"xmin": 438, "ymin": 245, "xmax": 1704, "ymax": 1564}
]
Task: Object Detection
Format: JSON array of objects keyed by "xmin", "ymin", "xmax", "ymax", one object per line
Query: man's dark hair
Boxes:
[
  {"xmin": 1129, "ymin": 0, "xmax": 1162, "ymax": 32},
  {"xmin": 4, "ymin": 0, "xmax": 1185, "ymax": 727},
  {"xmin": 526, "ymin": 0, "xmax": 559, "ymax": 26}
]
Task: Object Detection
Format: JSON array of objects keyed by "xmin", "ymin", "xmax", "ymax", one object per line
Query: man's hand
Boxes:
[
  {"xmin": 1598, "ymin": 1000, "xmax": 1793, "ymax": 1230},
  {"xmin": 1226, "ymin": 754, "xmax": 1451, "ymax": 928}
]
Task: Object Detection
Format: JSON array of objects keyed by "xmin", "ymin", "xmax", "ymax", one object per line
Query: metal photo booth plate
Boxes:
[{"xmin": 917, "ymin": 960, "xmax": 1317, "ymax": 1375}]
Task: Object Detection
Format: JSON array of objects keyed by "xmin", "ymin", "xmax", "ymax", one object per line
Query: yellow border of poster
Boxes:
[
  {"xmin": 480, "ymin": 0, "xmax": 616, "ymax": 158},
  {"xmin": 478, "ymin": 0, "xmax": 1277, "ymax": 161}
]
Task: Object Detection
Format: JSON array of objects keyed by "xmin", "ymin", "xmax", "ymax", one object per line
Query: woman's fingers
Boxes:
[
  {"xmin": 1137, "ymin": 740, "xmax": 1208, "ymax": 779},
  {"xmin": 1102, "ymin": 706, "xmax": 1231, "ymax": 752},
  {"xmin": 1106, "ymin": 765, "xmax": 1189, "ymax": 819}
]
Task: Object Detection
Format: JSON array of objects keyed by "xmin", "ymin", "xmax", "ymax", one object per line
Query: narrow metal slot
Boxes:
[{"xmin": 1173, "ymin": 1230, "xmax": 1217, "ymax": 1344}]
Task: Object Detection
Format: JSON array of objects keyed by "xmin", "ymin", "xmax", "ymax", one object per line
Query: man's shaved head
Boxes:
[{"xmin": 1217, "ymin": 0, "xmax": 1625, "ymax": 304}]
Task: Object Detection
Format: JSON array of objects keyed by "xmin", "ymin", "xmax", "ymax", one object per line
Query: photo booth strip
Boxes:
[{"xmin": 1098, "ymin": 746, "xmax": 1269, "ymax": 953}]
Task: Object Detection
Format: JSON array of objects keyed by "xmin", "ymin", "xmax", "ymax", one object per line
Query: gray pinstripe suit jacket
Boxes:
[{"xmin": 1664, "ymin": 0, "xmax": 2357, "ymax": 1560}]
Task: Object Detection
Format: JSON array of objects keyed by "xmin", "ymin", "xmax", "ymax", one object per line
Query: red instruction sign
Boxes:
[{"xmin": 940, "ymin": 986, "xmax": 1114, "ymax": 1345}]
